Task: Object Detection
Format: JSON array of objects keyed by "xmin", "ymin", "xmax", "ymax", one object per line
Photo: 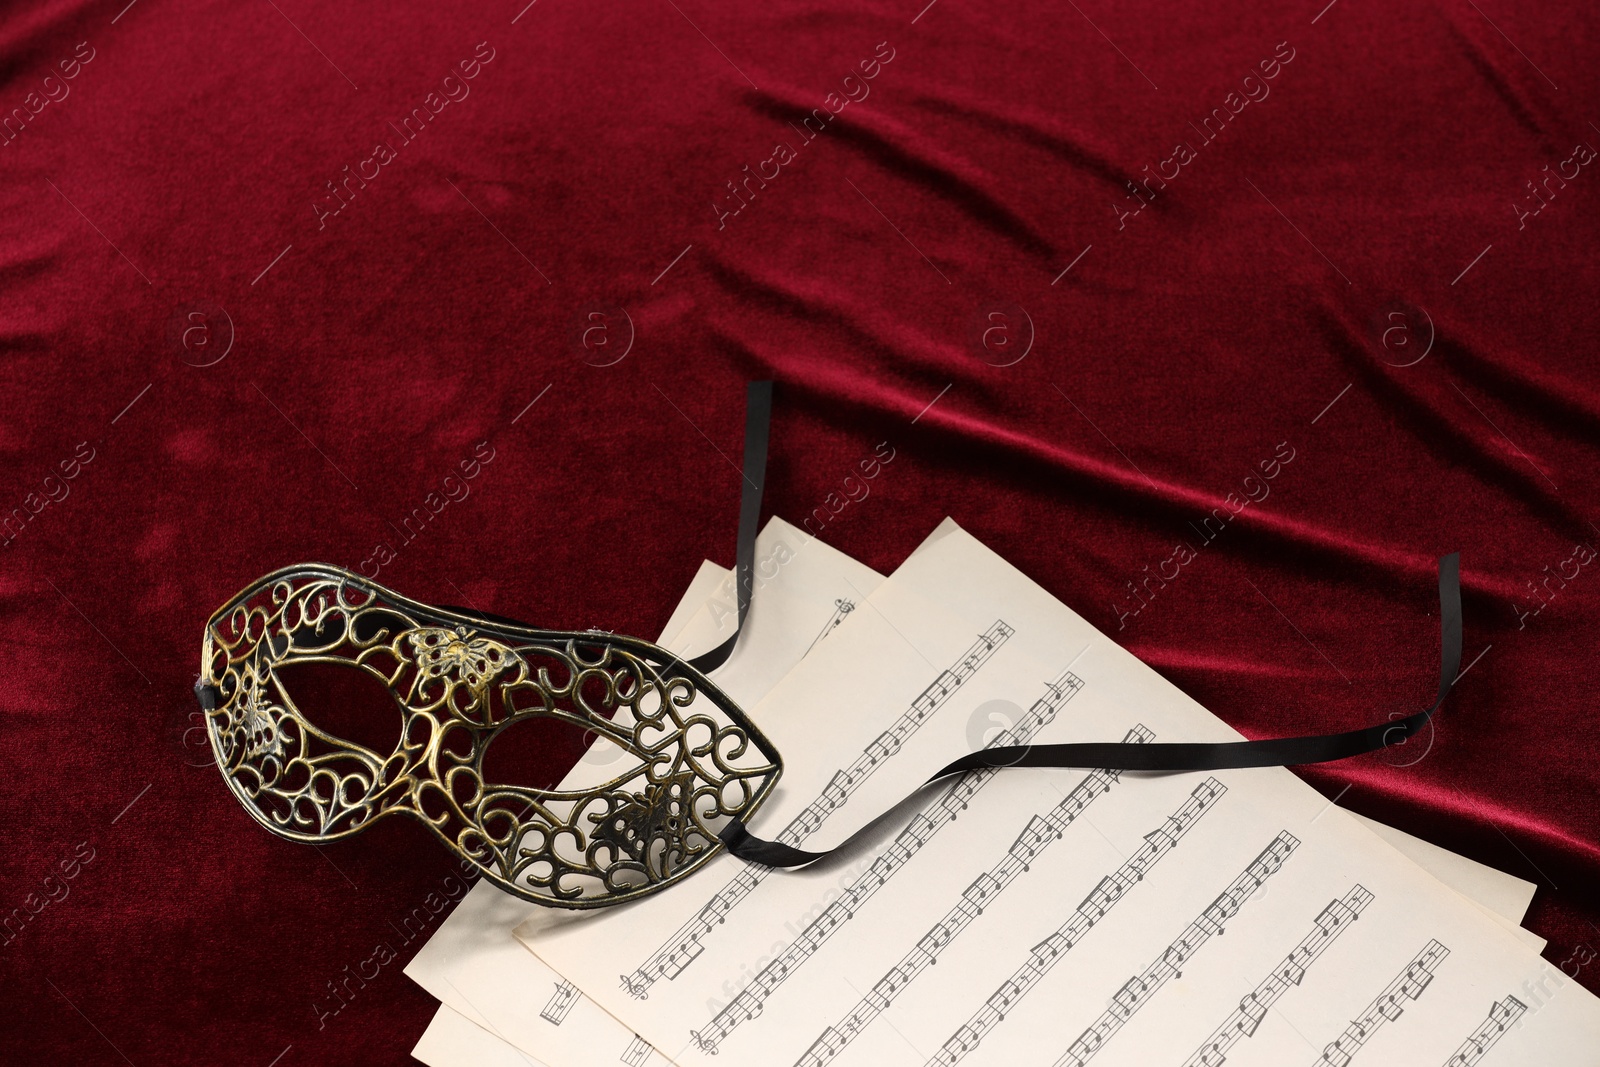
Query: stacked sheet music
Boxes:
[{"xmin": 405, "ymin": 518, "xmax": 1598, "ymax": 1066}]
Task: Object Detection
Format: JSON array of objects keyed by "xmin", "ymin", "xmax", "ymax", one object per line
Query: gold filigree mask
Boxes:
[{"xmin": 194, "ymin": 564, "xmax": 782, "ymax": 909}]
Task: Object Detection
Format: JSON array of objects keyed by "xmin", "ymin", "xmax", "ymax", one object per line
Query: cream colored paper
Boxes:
[{"xmin": 518, "ymin": 521, "xmax": 1597, "ymax": 1067}]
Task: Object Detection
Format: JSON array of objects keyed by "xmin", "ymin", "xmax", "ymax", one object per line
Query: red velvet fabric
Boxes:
[{"xmin": 3, "ymin": 0, "xmax": 1598, "ymax": 1062}]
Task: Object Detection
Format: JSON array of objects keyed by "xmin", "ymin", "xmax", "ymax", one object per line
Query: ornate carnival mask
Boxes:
[{"xmin": 193, "ymin": 564, "xmax": 782, "ymax": 909}]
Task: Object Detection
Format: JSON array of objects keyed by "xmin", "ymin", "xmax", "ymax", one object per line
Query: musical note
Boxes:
[
  {"xmin": 1111, "ymin": 975, "xmax": 1149, "ymax": 1018},
  {"xmin": 1375, "ymin": 992, "xmax": 1406, "ymax": 1021},
  {"xmin": 1401, "ymin": 958, "xmax": 1441, "ymax": 999},
  {"xmin": 1163, "ymin": 937, "xmax": 1196, "ymax": 979},
  {"xmin": 813, "ymin": 900, "xmax": 853, "ymax": 941},
  {"xmin": 625, "ymin": 621, "xmax": 1015, "ymax": 997},
  {"xmin": 1237, "ymin": 992, "xmax": 1267, "ymax": 1036},
  {"xmin": 793, "ymin": 806, "xmax": 827, "ymax": 836},
  {"xmin": 865, "ymin": 731, "xmax": 899, "ymax": 765},
  {"xmin": 798, "ymin": 1028, "xmax": 849, "ymax": 1067},
  {"xmin": 693, "ymin": 988, "xmax": 767, "ymax": 1053},
  {"xmin": 917, "ymin": 922, "xmax": 954, "ymax": 957},
  {"xmin": 621, "ymin": 1034, "xmax": 652, "ymax": 1066},
  {"xmin": 1069, "ymin": 1027, "xmax": 1104, "ymax": 1058},
  {"xmin": 1198, "ymin": 893, "xmax": 1242, "ymax": 936},
  {"xmin": 1083, "ymin": 874, "xmax": 1129, "ymax": 919},
  {"xmin": 991, "ymin": 979, "xmax": 1025, "ymax": 1019},
  {"xmin": 540, "ymin": 980, "xmax": 579, "ymax": 1026},
  {"xmin": 820, "ymin": 771, "xmax": 850, "ymax": 810},
  {"xmin": 1009, "ymin": 816, "xmax": 1055, "ymax": 869},
  {"xmin": 1316, "ymin": 898, "xmax": 1357, "ymax": 935},
  {"xmin": 1342, "ymin": 1016, "xmax": 1374, "ymax": 1045},
  {"xmin": 1032, "ymin": 933, "xmax": 1068, "ymax": 968},
  {"xmin": 1276, "ymin": 956, "xmax": 1307, "ymax": 988},
  {"xmin": 1319, "ymin": 1042, "xmax": 1355, "ymax": 1067},
  {"xmin": 1488, "ymin": 996, "xmax": 1524, "ymax": 1029},
  {"xmin": 961, "ymin": 872, "xmax": 1001, "ymax": 917},
  {"xmin": 876, "ymin": 966, "xmax": 913, "ymax": 1001},
  {"xmin": 1057, "ymin": 792, "xmax": 1089, "ymax": 823},
  {"xmin": 938, "ymin": 1024, "xmax": 982, "ymax": 1064}
]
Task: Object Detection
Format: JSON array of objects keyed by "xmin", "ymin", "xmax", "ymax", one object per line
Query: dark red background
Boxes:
[{"xmin": 3, "ymin": 0, "xmax": 1598, "ymax": 1062}]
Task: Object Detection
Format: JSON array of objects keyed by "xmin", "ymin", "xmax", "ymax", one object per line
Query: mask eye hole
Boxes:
[
  {"xmin": 479, "ymin": 710, "xmax": 637, "ymax": 791},
  {"xmin": 274, "ymin": 660, "xmax": 404, "ymax": 756}
]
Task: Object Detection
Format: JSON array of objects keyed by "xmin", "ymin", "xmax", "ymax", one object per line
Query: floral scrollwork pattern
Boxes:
[{"xmin": 196, "ymin": 564, "xmax": 782, "ymax": 908}]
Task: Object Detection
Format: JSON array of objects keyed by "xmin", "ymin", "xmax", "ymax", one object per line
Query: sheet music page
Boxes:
[
  {"xmin": 404, "ymin": 518, "xmax": 884, "ymax": 1067},
  {"xmin": 518, "ymin": 521, "xmax": 1600, "ymax": 1067},
  {"xmin": 413, "ymin": 526, "xmax": 1543, "ymax": 1067}
]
